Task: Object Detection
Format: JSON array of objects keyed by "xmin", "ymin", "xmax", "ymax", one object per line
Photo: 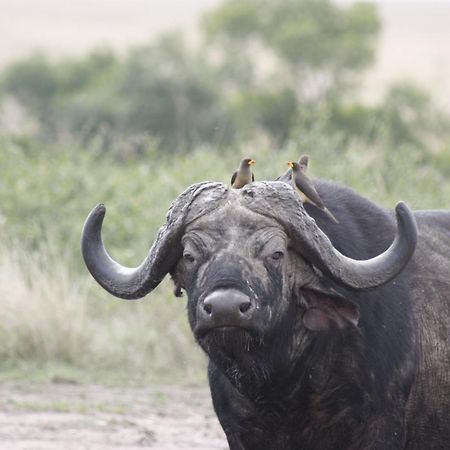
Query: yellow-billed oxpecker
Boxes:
[
  {"xmin": 231, "ymin": 158, "xmax": 256, "ymax": 189},
  {"xmin": 298, "ymin": 154, "xmax": 309, "ymax": 169},
  {"xmin": 288, "ymin": 160, "xmax": 339, "ymax": 223}
]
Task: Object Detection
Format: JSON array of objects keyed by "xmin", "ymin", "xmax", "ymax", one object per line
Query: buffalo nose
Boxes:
[{"xmin": 202, "ymin": 289, "xmax": 253, "ymax": 320}]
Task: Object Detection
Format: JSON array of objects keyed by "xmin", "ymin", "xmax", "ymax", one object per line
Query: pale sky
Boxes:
[
  {"xmin": 371, "ymin": 1, "xmax": 450, "ymax": 106},
  {"xmin": 0, "ymin": 0, "xmax": 218, "ymax": 61},
  {"xmin": 1, "ymin": 0, "xmax": 449, "ymax": 103}
]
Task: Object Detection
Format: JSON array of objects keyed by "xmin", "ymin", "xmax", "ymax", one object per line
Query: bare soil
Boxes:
[{"xmin": 0, "ymin": 381, "xmax": 227, "ymax": 449}]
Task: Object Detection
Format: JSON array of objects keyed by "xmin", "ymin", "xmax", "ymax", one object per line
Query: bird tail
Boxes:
[{"xmin": 324, "ymin": 208, "xmax": 339, "ymax": 224}]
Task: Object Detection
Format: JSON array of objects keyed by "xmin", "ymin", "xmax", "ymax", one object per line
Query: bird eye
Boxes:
[
  {"xmin": 183, "ymin": 253, "xmax": 195, "ymax": 263},
  {"xmin": 271, "ymin": 251, "xmax": 284, "ymax": 261}
]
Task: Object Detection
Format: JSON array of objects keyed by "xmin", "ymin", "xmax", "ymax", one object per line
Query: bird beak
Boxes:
[
  {"xmin": 287, "ymin": 162, "xmax": 294, "ymax": 168},
  {"xmin": 248, "ymin": 160, "xmax": 256, "ymax": 166}
]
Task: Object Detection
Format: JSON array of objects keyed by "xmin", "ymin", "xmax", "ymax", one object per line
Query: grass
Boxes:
[
  {"xmin": 0, "ymin": 237, "xmax": 207, "ymax": 385},
  {"xmin": 0, "ymin": 132, "xmax": 448, "ymax": 383},
  {"xmin": 7, "ymin": 398, "xmax": 132, "ymax": 415}
]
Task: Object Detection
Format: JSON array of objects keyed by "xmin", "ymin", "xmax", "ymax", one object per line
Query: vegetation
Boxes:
[
  {"xmin": 3, "ymin": 0, "xmax": 449, "ymax": 154},
  {"xmin": 0, "ymin": 0, "xmax": 448, "ymax": 383}
]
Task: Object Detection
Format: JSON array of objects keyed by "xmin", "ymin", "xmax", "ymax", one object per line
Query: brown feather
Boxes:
[{"xmin": 289, "ymin": 162, "xmax": 339, "ymax": 223}]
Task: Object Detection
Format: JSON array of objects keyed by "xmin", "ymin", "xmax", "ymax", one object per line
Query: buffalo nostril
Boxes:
[
  {"xmin": 239, "ymin": 302, "xmax": 251, "ymax": 314},
  {"xmin": 201, "ymin": 289, "xmax": 253, "ymax": 323}
]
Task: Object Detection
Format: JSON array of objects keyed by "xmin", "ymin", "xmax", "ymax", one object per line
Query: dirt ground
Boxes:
[{"xmin": 0, "ymin": 381, "xmax": 227, "ymax": 449}]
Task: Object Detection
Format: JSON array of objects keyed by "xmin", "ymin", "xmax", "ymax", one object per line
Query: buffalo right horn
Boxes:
[{"xmin": 81, "ymin": 182, "xmax": 226, "ymax": 299}]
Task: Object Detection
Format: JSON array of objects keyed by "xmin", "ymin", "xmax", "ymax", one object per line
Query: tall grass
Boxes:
[
  {"xmin": 0, "ymin": 242, "xmax": 87, "ymax": 364},
  {"xmin": 0, "ymin": 240, "xmax": 205, "ymax": 383}
]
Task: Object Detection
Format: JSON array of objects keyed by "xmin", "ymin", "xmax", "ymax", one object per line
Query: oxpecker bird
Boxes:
[
  {"xmin": 288, "ymin": 160, "xmax": 339, "ymax": 223},
  {"xmin": 298, "ymin": 154, "xmax": 309, "ymax": 170},
  {"xmin": 231, "ymin": 158, "xmax": 256, "ymax": 189}
]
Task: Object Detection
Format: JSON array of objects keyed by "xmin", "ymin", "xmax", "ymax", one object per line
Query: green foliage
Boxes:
[
  {"xmin": 1, "ymin": 1, "xmax": 448, "ymax": 152},
  {"xmin": 381, "ymin": 81, "xmax": 450, "ymax": 147},
  {"xmin": 203, "ymin": 0, "xmax": 262, "ymax": 39},
  {"xmin": 204, "ymin": 0, "xmax": 379, "ymax": 86},
  {"xmin": 0, "ymin": 50, "xmax": 119, "ymax": 136},
  {"xmin": 328, "ymin": 81, "xmax": 450, "ymax": 151},
  {"xmin": 2, "ymin": 53, "xmax": 58, "ymax": 106},
  {"xmin": 114, "ymin": 34, "xmax": 233, "ymax": 152},
  {"xmin": 268, "ymin": 1, "xmax": 379, "ymax": 73},
  {"xmin": 231, "ymin": 88, "xmax": 298, "ymax": 146},
  {"xmin": 0, "ymin": 35, "xmax": 233, "ymax": 153},
  {"xmin": 203, "ymin": 0, "xmax": 443, "ymax": 148}
]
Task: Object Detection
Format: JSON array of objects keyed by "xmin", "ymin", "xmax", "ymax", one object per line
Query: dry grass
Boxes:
[
  {"xmin": 0, "ymin": 242, "xmax": 206, "ymax": 383},
  {"xmin": 0, "ymin": 243, "xmax": 88, "ymax": 363}
]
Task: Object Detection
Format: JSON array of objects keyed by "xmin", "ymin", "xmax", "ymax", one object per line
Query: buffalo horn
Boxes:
[
  {"xmin": 81, "ymin": 182, "xmax": 225, "ymax": 299},
  {"xmin": 242, "ymin": 182, "xmax": 417, "ymax": 290}
]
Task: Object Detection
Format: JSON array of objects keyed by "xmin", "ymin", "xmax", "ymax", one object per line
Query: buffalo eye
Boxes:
[
  {"xmin": 271, "ymin": 251, "xmax": 284, "ymax": 261},
  {"xmin": 183, "ymin": 253, "xmax": 195, "ymax": 264}
]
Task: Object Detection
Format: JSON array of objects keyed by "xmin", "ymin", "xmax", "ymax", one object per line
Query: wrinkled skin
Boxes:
[
  {"xmin": 171, "ymin": 193, "xmax": 420, "ymax": 449},
  {"xmin": 82, "ymin": 180, "xmax": 450, "ymax": 450}
]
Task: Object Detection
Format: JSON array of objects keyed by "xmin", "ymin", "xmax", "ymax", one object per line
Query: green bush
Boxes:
[{"xmin": 1, "ymin": 1, "xmax": 449, "ymax": 153}]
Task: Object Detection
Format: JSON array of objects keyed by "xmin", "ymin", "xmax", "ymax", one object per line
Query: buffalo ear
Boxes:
[
  {"xmin": 300, "ymin": 289, "xmax": 359, "ymax": 331},
  {"xmin": 170, "ymin": 263, "xmax": 185, "ymax": 297}
]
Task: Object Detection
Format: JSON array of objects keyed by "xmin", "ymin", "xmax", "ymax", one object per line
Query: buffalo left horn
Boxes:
[{"xmin": 241, "ymin": 181, "xmax": 417, "ymax": 290}]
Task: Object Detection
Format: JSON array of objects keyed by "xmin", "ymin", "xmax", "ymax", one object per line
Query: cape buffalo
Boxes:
[{"xmin": 81, "ymin": 179, "xmax": 450, "ymax": 449}]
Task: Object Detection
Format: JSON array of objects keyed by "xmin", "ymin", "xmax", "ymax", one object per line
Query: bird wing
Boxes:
[
  {"xmin": 252, "ymin": 172, "xmax": 255, "ymax": 182},
  {"xmin": 294, "ymin": 172, "xmax": 325, "ymax": 208},
  {"xmin": 231, "ymin": 171, "xmax": 237, "ymax": 186}
]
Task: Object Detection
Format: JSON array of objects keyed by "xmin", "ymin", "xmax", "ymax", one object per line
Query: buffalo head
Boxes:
[{"xmin": 81, "ymin": 181, "xmax": 417, "ymax": 359}]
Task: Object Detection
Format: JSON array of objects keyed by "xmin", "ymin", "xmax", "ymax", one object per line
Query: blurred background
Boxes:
[{"xmin": 1, "ymin": 0, "xmax": 449, "ymax": 386}]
